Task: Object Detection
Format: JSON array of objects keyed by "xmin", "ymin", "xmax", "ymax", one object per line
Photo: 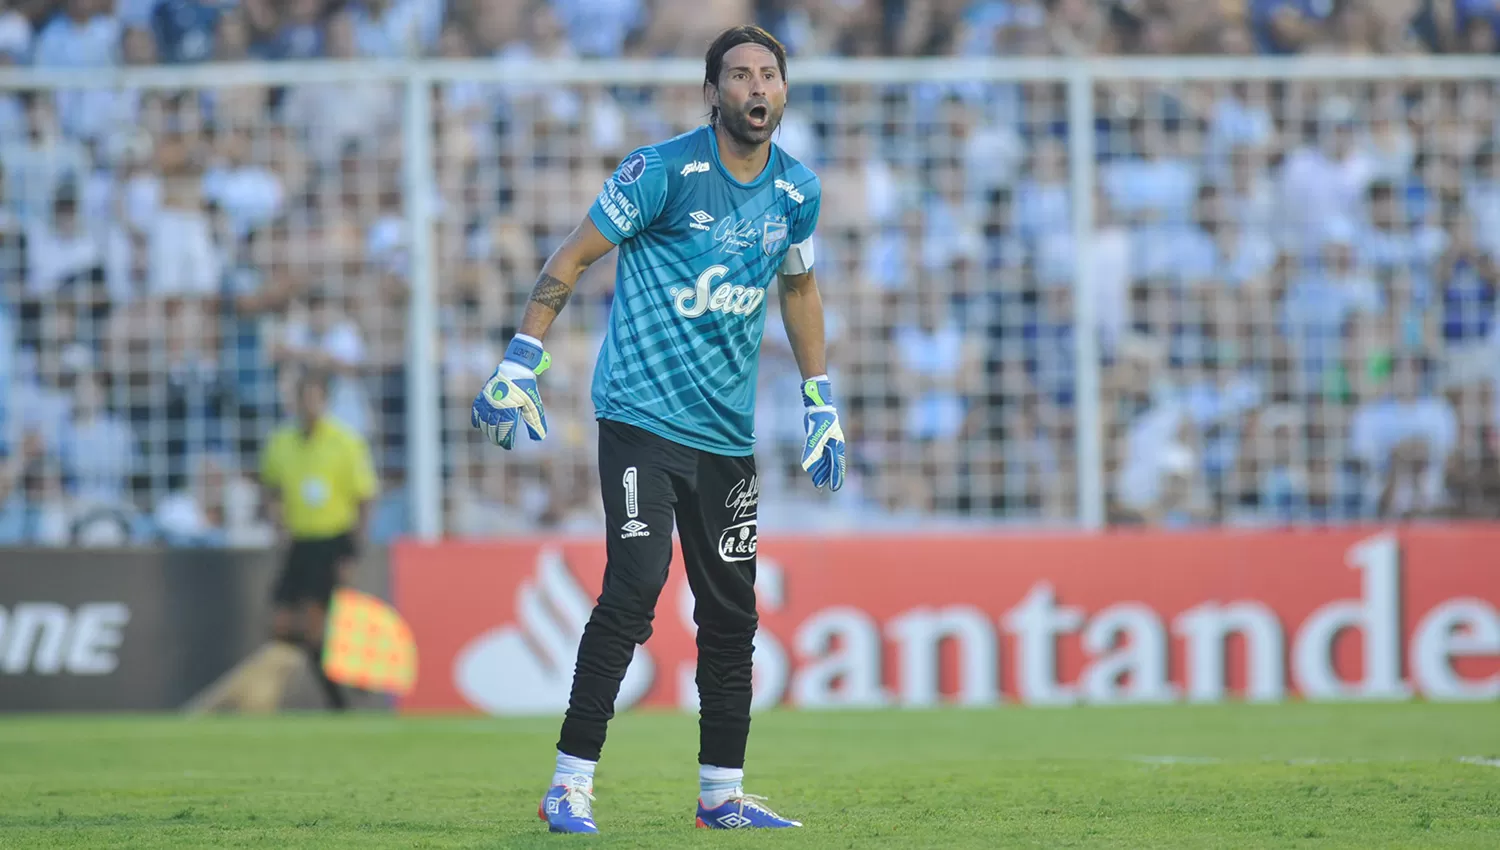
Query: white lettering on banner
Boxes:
[
  {"xmin": 0, "ymin": 602, "xmax": 130, "ymax": 676},
  {"xmin": 1080, "ymin": 604, "xmax": 1175, "ymax": 704},
  {"xmin": 1001, "ymin": 584, "xmax": 1084, "ymax": 706},
  {"xmin": 790, "ymin": 607, "xmax": 889, "ymax": 707},
  {"xmin": 887, "ymin": 608, "xmax": 999, "ymax": 707},
  {"xmin": 1292, "ymin": 533, "xmax": 1410, "ymax": 700},
  {"xmin": 1174, "ymin": 602, "xmax": 1285, "ymax": 703},
  {"xmin": 453, "ymin": 548, "xmax": 655, "ymax": 715},
  {"xmin": 435, "ymin": 531, "xmax": 1496, "ymax": 715},
  {"xmin": 1411, "ymin": 599, "xmax": 1500, "ymax": 701}
]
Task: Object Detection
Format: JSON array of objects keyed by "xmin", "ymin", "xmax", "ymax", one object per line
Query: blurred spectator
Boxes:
[
  {"xmin": 203, "ymin": 127, "xmax": 284, "ymax": 239},
  {"xmin": 152, "ymin": 0, "xmax": 226, "ymax": 64},
  {"xmin": 352, "ymin": 0, "xmax": 444, "ymax": 58},
  {"xmin": 1351, "ymin": 352, "xmax": 1457, "ymax": 517},
  {"xmin": 1280, "ymin": 96, "xmax": 1379, "ymax": 254},
  {"xmin": 1280, "ymin": 231, "xmax": 1382, "ymax": 397},
  {"xmin": 60, "ymin": 370, "xmax": 139, "ymax": 506},
  {"xmin": 24, "ymin": 184, "xmax": 110, "ymax": 299},
  {"xmin": 275, "ymin": 288, "xmax": 371, "ymax": 437},
  {"xmin": 3, "ymin": 97, "xmax": 89, "ymax": 223},
  {"xmin": 273, "ymin": 0, "xmax": 327, "ymax": 60},
  {"xmin": 1253, "ymin": 0, "xmax": 1337, "ymax": 55},
  {"xmin": 156, "ymin": 452, "xmax": 273, "ymax": 546}
]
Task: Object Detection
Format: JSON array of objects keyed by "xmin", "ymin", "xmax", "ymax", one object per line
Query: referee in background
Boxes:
[{"xmin": 259, "ymin": 368, "xmax": 378, "ymax": 711}]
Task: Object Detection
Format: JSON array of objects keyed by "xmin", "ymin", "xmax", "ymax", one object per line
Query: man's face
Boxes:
[
  {"xmin": 298, "ymin": 382, "xmax": 327, "ymax": 422},
  {"xmin": 709, "ymin": 43, "xmax": 787, "ymax": 147}
]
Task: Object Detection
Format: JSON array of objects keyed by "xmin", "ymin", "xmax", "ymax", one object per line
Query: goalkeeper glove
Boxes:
[
  {"xmin": 799, "ymin": 376, "xmax": 846, "ymax": 492},
  {"xmin": 471, "ymin": 335, "xmax": 551, "ymax": 450}
]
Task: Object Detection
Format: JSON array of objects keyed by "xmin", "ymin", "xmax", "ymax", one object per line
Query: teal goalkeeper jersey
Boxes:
[{"xmin": 586, "ymin": 125, "xmax": 822, "ymax": 456}]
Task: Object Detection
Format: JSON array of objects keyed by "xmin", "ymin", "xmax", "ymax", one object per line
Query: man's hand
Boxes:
[
  {"xmin": 799, "ymin": 377, "xmax": 846, "ymax": 491},
  {"xmin": 472, "ymin": 336, "xmax": 551, "ymax": 450}
]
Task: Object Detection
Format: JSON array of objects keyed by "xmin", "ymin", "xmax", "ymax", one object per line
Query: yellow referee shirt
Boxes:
[{"xmin": 260, "ymin": 417, "xmax": 378, "ymax": 540}]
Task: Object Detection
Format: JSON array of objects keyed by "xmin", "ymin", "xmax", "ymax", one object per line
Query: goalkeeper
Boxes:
[{"xmin": 471, "ymin": 25, "xmax": 843, "ymax": 835}]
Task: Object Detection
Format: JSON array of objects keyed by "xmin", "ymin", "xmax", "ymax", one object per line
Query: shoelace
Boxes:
[
  {"xmin": 563, "ymin": 783, "xmax": 595, "ymax": 820},
  {"xmin": 731, "ymin": 793, "xmax": 784, "ymax": 820}
]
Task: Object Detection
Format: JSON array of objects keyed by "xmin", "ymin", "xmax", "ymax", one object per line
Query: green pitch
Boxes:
[{"xmin": 2, "ymin": 703, "xmax": 1498, "ymax": 848}]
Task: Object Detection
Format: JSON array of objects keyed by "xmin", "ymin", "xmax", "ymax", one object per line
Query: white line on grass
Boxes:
[
  {"xmin": 1458, "ymin": 756, "xmax": 1500, "ymax": 768},
  {"xmin": 1127, "ymin": 756, "xmax": 1223, "ymax": 765}
]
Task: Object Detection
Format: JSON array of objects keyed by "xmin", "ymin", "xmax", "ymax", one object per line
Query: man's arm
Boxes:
[
  {"xmin": 516, "ymin": 217, "xmax": 618, "ymax": 341},
  {"xmin": 778, "ymin": 269, "xmax": 828, "ymax": 379},
  {"xmin": 516, "ymin": 147, "xmax": 669, "ymax": 342}
]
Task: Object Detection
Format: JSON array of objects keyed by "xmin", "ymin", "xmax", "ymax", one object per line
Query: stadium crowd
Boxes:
[{"xmin": 1, "ymin": 0, "xmax": 1499, "ymax": 546}]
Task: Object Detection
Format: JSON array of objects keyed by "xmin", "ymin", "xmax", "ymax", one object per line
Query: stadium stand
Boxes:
[{"xmin": 0, "ymin": 0, "xmax": 1498, "ymax": 547}]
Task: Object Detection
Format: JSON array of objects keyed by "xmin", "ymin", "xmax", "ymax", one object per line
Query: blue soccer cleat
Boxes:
[
  {"xmin": 696, "ymin": 792, "xmax": 803, "ymax": 829},
  {"xmin": 538, "ymin": 776, "xmax": 598, "ymax": 834}
]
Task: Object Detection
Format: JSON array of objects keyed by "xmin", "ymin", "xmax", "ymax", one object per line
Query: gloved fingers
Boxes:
[{"xmin": 827, "ymin": 442, "xmax": 846, "ymax": 491}]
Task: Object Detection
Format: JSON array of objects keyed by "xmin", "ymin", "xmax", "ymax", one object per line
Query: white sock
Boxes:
[
  {"xmin": 552, "ymin": 751, "xmax": 596, "ymax": 791},
  {"xmin": 699, "ymin": 764, "xmax": 744, "ymax": 808}
]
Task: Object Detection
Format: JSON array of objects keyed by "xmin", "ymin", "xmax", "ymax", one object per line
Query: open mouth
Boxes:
[{"xmin": 747, "ymin": 104, "xmax": 768, "ymax": 128}]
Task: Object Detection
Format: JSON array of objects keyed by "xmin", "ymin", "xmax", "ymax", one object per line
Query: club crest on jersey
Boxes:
[
  {"xmin": 763, "ymin": 221, "xmax": 788, "ymax": 256},
  {"xmin": 616, "ymin": 152, "xmax": 647, "ymax": 185}
]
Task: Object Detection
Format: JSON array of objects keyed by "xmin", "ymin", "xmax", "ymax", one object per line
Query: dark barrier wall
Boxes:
[
  {"xmin": 0, "ymin": 549, "xmax": 275, "ymax": 711},
  {"xmin": 0, "ymin": 548, "xmax": 390, "ymax": 712}
]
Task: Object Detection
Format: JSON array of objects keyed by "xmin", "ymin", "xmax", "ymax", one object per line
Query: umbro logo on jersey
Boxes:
[
  {"xmin": 775, "ymin": 179, "xmax": 804, "ymax": 204},
  {"xmin": 681, "ymin": 160, "xmax": 710, "ymax": 176},
  {"xmin": 620, "ymin": 520, "xmax": 650, "ymax": 538},
  {"xmin": 689, "ymin": 210, "xmax": 715, "ymax": 231}
]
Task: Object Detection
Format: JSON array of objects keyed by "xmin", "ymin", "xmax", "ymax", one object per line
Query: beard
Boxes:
[{"xmin": 719, "ymin": 99, "xmax": 782, "ymax": 147}]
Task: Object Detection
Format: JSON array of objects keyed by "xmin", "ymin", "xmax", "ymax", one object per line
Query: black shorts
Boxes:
[
  {"xmin": 595, "ymin": 418, "xmax": 759, "ymax": 611},
  {"xmin": 272, "ymin": 532, "xmax": 355, "ymax": 606}
]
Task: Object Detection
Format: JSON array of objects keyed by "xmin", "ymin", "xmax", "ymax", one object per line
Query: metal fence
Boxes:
[{"xmin": 1, "ymin": 55, "xmax": 1497, "ymax": 545}]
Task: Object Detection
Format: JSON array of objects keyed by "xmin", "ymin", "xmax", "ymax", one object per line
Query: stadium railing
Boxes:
[{"xmin": 2, "ymin": 55, "xmax": 1498, "ymax": 544}]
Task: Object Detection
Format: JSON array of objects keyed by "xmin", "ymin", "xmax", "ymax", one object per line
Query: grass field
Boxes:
[{"xmin": 2, "ymin": 703, "xmax": 1498, "ymax": 848}]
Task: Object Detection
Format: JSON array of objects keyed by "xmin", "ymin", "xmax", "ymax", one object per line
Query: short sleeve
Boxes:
[
  {"xmin": 259, "ymin": 432, "xmax": 283, "ymax": 488},
  {"xmin": 349, "ymin": 433, "xmax": 378, "ymax": 501},
  {"xmin": 788, "ymin": 177, "xmax": 821, "ymax": 246},
  {"xmin": 588, "ymin": 147, "xmax": 669, "ymax": 244},
  {"xmin": 780, "ymin": 175, "xmax": 821, "ymax": 275}
]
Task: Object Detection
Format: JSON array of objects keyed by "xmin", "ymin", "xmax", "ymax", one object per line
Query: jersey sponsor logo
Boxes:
[
  {"xmin": 616, "ymin": 152, "xmax": 648, "ymax": 185},
  {"xmin": 671, "ymin": 265, "xmax": 767, "ymax": 319},
  {"xmin": 681, "ymin": 160, "xmax": 710, "ymax": 176},
  {"xmin": 763, "ymin": 221, "xmax": 788, "ymax": 256},
  {"xmin": 712, "ymin": 216, "xmax": 760, "ymax": 255},
  {"xmin": 689, "ymin": 210, "xmax": 715, "ymax": 231},
  {"xmin": 597, "ymin": 178, "xmax": 640, "ymax": 234},
  {"xmin": 775, "ymin": 178, "xmax": 804, "ymax": 204}
]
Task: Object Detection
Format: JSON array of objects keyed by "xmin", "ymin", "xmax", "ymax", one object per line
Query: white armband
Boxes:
[{"xmin": 779, "ymin": 237, "xmax": 815, "ymax": 275}]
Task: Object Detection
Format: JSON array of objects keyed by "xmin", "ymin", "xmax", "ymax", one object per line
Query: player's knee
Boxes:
[
  {"xmin": 590, "ymin": 599, "xmax": 657, "ymax": 645},
  {"xmin": 697, "ymin": 616, "xmax": 758, "ymax": 650}
]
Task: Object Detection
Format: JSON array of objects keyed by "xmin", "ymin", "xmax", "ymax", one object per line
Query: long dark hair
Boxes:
[{"xmin": 704, "ymin": 25, "xmax": 787, "ymax": 125}]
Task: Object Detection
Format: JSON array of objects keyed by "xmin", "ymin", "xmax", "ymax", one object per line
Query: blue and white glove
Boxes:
[
  {"xmin": 471, "ymin": 335, "xmax": 551, "ymax": 450},
  {"xmin": 799, "ymin": 376, "xmax": 846, "ymax": 492}
]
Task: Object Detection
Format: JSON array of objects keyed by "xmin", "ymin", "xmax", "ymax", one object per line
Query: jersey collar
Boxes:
[{"xmin": 706, "ymin": 124, "xmax": 777, "ymax": 190}]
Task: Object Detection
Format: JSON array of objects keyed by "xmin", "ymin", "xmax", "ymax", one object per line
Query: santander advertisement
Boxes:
[{"xmin": 392, "ymin": 527, "xmax": 1500, "ymax": 714}]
